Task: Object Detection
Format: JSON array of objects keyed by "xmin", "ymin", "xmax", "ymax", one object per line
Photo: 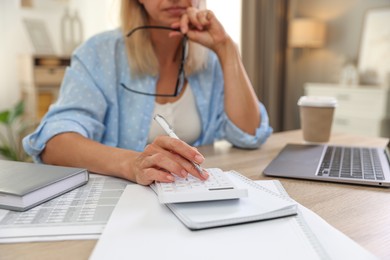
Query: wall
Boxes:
[
  {"xmin": 2, "ymin": 0, "xmax": 387, "ymax": 132},
  {"xmin": 208, "ymin": 0, "xmax": 242, "ymax": 51},
  {"xmin": 0, "ymin": 1, "xmax": 31, "ymax": 111},
  {"xmin": 284, "ymin": 0, "xmax": 390, "ymax": 130},
  {"xmin": 0, "ymin": 0, "xmax": 241, "ymax": 112},
  {"xmin": 0, "ymin": 0, "xmax": 118, "ymax": 112}
]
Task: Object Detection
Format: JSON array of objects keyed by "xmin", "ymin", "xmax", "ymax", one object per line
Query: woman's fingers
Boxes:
[
  {"xmin": 153, "ymin": 136, "xmax": 205, "ymax": 165},
  {"xmin": 133, "ymin": 136, "xmax": 208, "ymax": 185},
  {"xmin": 136, "ymin": 167, "xmax": 175, "ymax": 185},
  {"xmin": 174, "ymin": 7, "xmax": 227, "ymax": 52},
  {"xmin": 177, "ymin": 8, "xmax": 211, "ymax": 35},
  {"xmin": 142, "ymin": 142, "xmax": 188, "ymax": 178},
  {"xmin": 178, "ymin": 14, "xmax": 190, "ymax": 34},
  {"xmin": 197, "ymin": 9, "xmax": 212, "ymax": 25},
  {"xmin": 186, "ymin": 7, "xmax": 211, "ymax": 30},
  {"xmin": 152, "ymin": 136, "xmax": 208, "ymax": 179}
]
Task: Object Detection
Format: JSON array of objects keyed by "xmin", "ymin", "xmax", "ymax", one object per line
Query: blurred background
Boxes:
[{"xmin": 0, "ymin": 0, "xmax": 389, "ymax": 143}]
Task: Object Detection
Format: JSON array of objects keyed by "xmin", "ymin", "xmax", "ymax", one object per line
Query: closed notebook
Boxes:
[
  {"xmin": 0, "ymin": 160, "xmax": 89, "ymax": 211},
  {"xmin": 163, "ymin": 170, "xmax": 297, "ymax": 230}
]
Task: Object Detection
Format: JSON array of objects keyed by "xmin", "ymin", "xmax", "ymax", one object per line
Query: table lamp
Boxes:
[{"xmin": 289, "ymin": 18, "xmax": 326, "ymax": 48}]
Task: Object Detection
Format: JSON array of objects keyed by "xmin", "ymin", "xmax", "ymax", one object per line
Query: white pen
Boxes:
[{"xmin": 153, "ymin": 114, "xmax": 205, "ymax": 177}]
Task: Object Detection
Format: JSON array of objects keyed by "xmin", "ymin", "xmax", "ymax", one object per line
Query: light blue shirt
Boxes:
[{"xmin": 23, "ymin": 29, "xmax": 273, "ymax": 163}]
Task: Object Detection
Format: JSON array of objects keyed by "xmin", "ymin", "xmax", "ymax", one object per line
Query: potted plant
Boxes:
[{"xmin": 0, "ymin": 101, "xmax": 32, "ymax": 161}]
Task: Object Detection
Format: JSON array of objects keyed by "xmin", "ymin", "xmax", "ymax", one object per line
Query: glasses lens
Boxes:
[
  {"xmin": 122, "ymin": 27, "xmax": 187, "ymax": 97},
  {"xmin": 176, "ymin": 70, "xmax": 186, "ymax": 95}
]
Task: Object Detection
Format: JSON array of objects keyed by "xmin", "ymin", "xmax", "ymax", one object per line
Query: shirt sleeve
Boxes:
[
  {"xmin": 193, "ymin": 52, "xmax": 273, "ymax": 149},
  {"xmin": 23, "ymin": 47, "xmax": 109, "ymax": 163},
  {"xmin": 209, "ymin": 52, "xmax": 272, "ymax": 149},
  {"xmin": 223, "ymin": 102, "xmax": 273, "ymax": 149}
]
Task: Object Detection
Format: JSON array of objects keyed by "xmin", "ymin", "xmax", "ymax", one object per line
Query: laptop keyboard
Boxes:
[{"xmin": 317, "ymin": 146, "xmax": 385, "ymax": 180}]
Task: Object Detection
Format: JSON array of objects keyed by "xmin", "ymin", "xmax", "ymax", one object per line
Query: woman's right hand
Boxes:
[{"xmin": 124, "ymin": 136, "xmax": 208, "ymax": 185}]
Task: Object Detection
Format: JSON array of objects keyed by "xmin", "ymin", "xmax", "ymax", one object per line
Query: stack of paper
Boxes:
[{"xmin": 89, "ymin": 172, "xmax": 377, "ymax": 260}]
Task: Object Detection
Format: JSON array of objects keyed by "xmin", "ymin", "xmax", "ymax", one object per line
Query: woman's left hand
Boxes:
[
  {"xmin": 170, "ymin": 7, "xmax": 230, "ymax": 53},
  {"xmin": 170, "ymin": 6, "xmax": 261, "ymax": 136}
]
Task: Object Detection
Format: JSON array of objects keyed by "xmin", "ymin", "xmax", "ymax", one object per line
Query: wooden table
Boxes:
[{"xmin": 1, "ymin": 130, "xmax": 389, "ymax": 259}]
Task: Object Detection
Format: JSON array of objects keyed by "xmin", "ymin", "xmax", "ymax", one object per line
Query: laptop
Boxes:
[{"xmin": 263, "ymin": 143, "xmax": 390, "ymax": 187}]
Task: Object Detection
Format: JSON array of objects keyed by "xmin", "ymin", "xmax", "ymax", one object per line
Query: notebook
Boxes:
[
  {"xmin": 264, "ymin": 143, "xmax": 390, "ymax": 187},
  {"xmin": 0, "ymin": 160, "xmax": 89, "ymax": 211},
  {"xmin": 155, "ymin": 170, "xmax": 297, "ymax": 230},
  {"xmin": 90, "ymin": 179, "xmax": 328, "ymax": 260}
]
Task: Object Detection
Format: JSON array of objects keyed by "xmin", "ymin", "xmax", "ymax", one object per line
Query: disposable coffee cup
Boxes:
[{"xmin": 298, "ymin": 96, "xmax": 337, "ymax": 143}]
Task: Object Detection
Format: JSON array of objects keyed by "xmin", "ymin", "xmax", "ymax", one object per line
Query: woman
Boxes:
[{"xmin": 23, "ymin": 0, "xmax": 272, "ymax": 185}]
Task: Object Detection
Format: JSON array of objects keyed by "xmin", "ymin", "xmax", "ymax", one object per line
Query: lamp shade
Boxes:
[{"xmin": 289, "ymin": 18, "xmax": 326, "ymax": 48}]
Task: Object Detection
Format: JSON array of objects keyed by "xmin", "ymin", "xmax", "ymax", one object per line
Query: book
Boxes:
[
  {"xmin": 0, "ymin": 160, "xmax": 89, "ymax": 211},
  {"xmin": 164, "ymin": 170, "xmax": 298, "ymax": 230}
]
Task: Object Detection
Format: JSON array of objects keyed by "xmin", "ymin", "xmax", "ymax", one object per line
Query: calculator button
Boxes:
[{"xmin": 152, "ymin": 168, "xmax": 248, "ymax": 203}]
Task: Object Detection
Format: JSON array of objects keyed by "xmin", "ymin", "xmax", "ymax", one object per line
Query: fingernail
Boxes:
[
  {"xmin": 181, "ymin": 170, "xmax": 188, "ymax": 178},
  {"xmin": 181, "ymin": 25, "xmax": 187, "ymax": 34},
  {"xmin": 201, "ymin": 169, "xmax": 209, "ymax": 178},
  {"xmin": 195, "ymin": 154, "xmax": 204, "ymax": 163},
  {"xmin": 167, "ymin": 175, "xmax": 175, "ymax": 181}
]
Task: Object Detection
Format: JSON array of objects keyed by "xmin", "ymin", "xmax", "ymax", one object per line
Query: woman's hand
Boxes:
[
  {"xmin": 170, "ymin": 7, "xmax": 230, "ymax": 54},
  {"xmin": 42, "ymin": 133, "xmax": 207, "ymax": 187},
  {"xmin": 172, "ymin": 8, "xmax": 261, "ymax": 136},
  {"xmin": 127, "ymin": 136, "xmax": 208, "ymax": 185}
]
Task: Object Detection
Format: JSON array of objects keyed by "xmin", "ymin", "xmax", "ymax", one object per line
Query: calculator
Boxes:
[{"xmin": 150, "ymin": 168, "xmax": 248, "ymax": 203}]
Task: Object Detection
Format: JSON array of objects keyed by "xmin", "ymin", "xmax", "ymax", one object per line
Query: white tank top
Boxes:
[{"xmin": 147, "ymin": 84, "xmax": 202, "ymax": 145}]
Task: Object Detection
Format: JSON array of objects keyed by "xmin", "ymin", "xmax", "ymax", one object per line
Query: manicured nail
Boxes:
[
  {"xmin": 195, "ymin": 154, "xmax": 204, "ymax": 163},
  {"xmin": 181, "ymin": 170, "xmax": 188, "ymax": 178},
  {"xmin": 200, "ymin": 169, "xmax": 209, "ymax": 179},
  {"xmin": 167, "ymin": 175, "xmax": 175, "ymax": 181}
]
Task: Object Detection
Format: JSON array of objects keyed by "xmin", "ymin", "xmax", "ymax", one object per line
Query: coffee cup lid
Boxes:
[{"xmin": 297, "ymin": 96, "xmax": 337, "ymax": 107}]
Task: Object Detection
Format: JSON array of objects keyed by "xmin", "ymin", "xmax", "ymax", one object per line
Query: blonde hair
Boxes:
[{"xmin": 120, "ymin": 0, "xmax": 208, "ymax": 76}]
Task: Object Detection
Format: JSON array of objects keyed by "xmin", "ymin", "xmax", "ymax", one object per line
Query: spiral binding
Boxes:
[
  {"xmin": 228, "ymin": 171, "xmax": 295, "ymax": 202},
  {"xmin": 230, "ymin": 171, "xmax": 330, "ymax": 260},
  {"xmin": 168, "ymin": 170, "xmax": 330, "ymax": 259}
]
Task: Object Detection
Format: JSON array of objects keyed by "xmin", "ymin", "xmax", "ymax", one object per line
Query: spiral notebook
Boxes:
[
  {"xmin": 90, "ymin": 175, "xmax": 327, "ymax": 260},
  {"xmin": 164, "ymin": 171, "xmax": 298, "ymax": 230}
]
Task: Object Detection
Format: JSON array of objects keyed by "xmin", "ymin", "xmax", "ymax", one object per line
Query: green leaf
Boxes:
[
  {"xmin": 8, "ymin": 101, "xmax": 25, "ymax": 124},
  {"xmin": 0, "ymin": 110, "xmax": 10, "ymax": 124},
  {"xmin": 0, "ymin": 146, "xmax": 18, "ymax": 161},
  {"xmin": 0, "ymin": 101, "xmax": 30, "ymax": 161}
]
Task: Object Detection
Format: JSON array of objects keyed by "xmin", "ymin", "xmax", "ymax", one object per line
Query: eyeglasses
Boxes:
[{"xmin": 121, "ymin": 26, "xmax": 188, "ymax": 97}]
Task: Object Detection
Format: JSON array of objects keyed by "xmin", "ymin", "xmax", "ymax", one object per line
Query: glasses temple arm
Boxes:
[{"xmin": 126, "ymin": 26, "xmax": 181, "ymax": 37}]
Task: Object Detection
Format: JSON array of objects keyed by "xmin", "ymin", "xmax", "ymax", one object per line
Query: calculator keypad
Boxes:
[{"xmin": 151, "ymin": 168, "xmax": 248, "ymax": 203}]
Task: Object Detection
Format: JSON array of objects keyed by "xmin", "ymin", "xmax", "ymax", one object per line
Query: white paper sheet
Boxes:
[
  {"xmin": 90, "ymin": 180, "xmax": 377, "ymax": 260},
  {"xmin": 0, "ymin": 174, "xmax": 130, "ymax": 243}
]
